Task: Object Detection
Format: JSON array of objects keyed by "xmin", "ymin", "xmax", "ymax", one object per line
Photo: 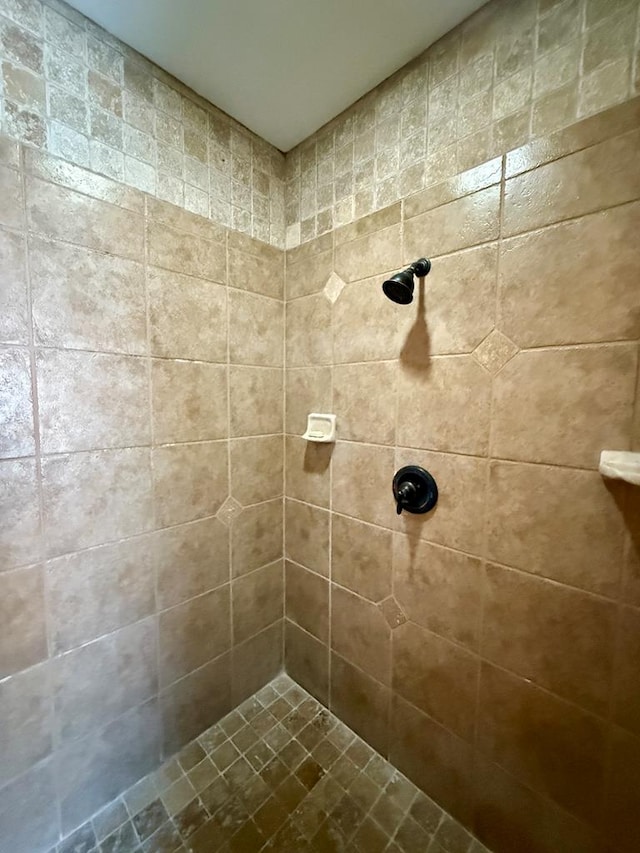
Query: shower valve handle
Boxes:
[{"xmin": 395, "ymin": 481, "xmax": 417, "ymax": 514}]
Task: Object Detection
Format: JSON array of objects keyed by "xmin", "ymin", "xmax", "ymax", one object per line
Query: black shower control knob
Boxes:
[{"xmin": 392, "ymin": 466, "xmax": 438, "ymax": 515}]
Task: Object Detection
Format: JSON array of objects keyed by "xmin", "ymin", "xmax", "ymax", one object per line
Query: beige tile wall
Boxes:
[
  {"xmin": 0, "ymin": 136, "xmax": 285, "ymax": 853},
  {"xmin": 283, "ymin": 97, "xmax": 640, "ymax": 853},
  {"xmin": 285, "ymin": 0, "xmax": 640, "ymax": 248},
  {"xmin": 0, "ymin": 0, "xmax": 286, "ymax": 246}
]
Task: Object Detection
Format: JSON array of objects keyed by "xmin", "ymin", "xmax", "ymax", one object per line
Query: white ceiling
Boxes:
[{"xmin": 67, "ymin": 0, "xmax": 486, "ymax": 151}]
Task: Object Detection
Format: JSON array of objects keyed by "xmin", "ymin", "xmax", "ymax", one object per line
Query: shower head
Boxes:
[{"xmin": 382, "ymin": 258, "xmax": 431, "ymax": 304}]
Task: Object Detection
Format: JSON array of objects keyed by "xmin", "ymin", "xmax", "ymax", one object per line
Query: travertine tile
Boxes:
[
  {"xmin": 0, "ymin": 162, "xmax": 24, "ymax": 229},
  {"xmin": 331, "ymin": 654, "xmax": 391, "ymax": 757},
  {"xmin": 0, "ymin": 457, "xmax": 42, "ymax": 571}
]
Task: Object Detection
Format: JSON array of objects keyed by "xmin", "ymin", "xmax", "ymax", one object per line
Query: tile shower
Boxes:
[{"xmin": 1, "ymin": 1, "xmax": 639, "ymax": 853}]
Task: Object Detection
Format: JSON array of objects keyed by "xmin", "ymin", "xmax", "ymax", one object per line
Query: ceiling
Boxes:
[{"xmin": 67, "ymin": 0, "xmax": 486, "ymax": 151}]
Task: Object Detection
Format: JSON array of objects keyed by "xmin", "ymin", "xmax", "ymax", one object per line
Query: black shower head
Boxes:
[{"xmin": 382, "ymin": 258, "xmax": 431, "ymax": 304}]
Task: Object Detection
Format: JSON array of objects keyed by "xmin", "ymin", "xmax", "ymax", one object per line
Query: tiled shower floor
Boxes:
[{"xmin": 49, "ymin": 675, "xmax": 491, "ymax": 853}]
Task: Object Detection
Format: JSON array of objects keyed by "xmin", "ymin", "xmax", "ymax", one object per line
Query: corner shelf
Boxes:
[{"xmin": 599, "ymin": 451, "xmax": 640, "ymax": 486}]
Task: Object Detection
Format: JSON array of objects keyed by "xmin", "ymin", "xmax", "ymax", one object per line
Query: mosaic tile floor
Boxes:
[{"xmin": 49, "ymin": 675, "xmax": 491, "ymax": 853}]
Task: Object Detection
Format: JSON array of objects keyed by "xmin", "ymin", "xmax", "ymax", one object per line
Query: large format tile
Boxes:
[
  {"xmin": 284, "ymin": 435, "xmax": 331, "ymax": 508},
  {"xmin": 397, "ymin": 356, "xmax": 491, "ymax": 455},
  {"xmin": 331, "ymin": 653, "xmax": 391, "ymax": 757},
  {"xmin": 0, "ymin": 162, "xmax": 24, "ymax": 230},
  {"xmin": 482, "ymin": 564, "xmax": 617, "ymax": 715},
  {"xmin": 232, "ymin": 560, "xmax": 283, "ymax": 644},
  {"xmin": 284, "ymin": 367, "xmax": 332, "ymax": 436},
  {"xmin": 487, "ymin": 461, "xmax": 626, "ymax": 595},
  {"xmin": 0, "ymin": 760, "xmax": 59, "ymax": 853},
  {"xmin": 42, "ymin": 447, "xmax": 153, "ymax": 556},
  {"xmin": 154, "ymin": 516, "xmax": 229, "ymax": 610},
  {"xmin": 395, "ymin": 447, "xmax": 488, "ymax": 556},
  {"xmin": 331, "ymin": 513, "xmax": 392, "ymax": 602},
  {"xmin": 285, "ymin": 499, "xmax": 330, "ymax": 576},
  {"xmin": 0, "ymin": 346, "xmax": 34, "ymax": 458},
  {"xmin": 404, "ymin": 185, "xmax": 500, "ymax": 258},
  {"xmin": 284, "ymin": 621, "xmax": 329, "ymax": 704},
  {"xmin": 53, "ymin": 619, "xmax": 158, "ymax": 742},
  {"xmin": 331, "ymin": 441, "xmax": 394, "ymax": 527},
  {"xmin": 57, "ymin": 699, "xmax": 162, "ymax": 835},
  {"xmin": 0, "ymin": 565, "xmax": 47, "ymax": 678},
  {"xmin": 393, "ymin": 535, "xmax": 483, "ymax": 651},
  {"xmin": 151, "ymin": 359, "xmax": 228, "ymax": 444},
  {"xmin": 147, "ymin": 266, "xmax": 227, "ymax": 362},
  {"xmin": 503, "ymin": 128, "xmax": 640, "ymax": 236},
  {"xmin": 393, "ymin": 621, "xmax": 478, "ymax": 740},
  {"xmin": 390, "ymin": 695, "xmax": 474, "ymax": 826},
  {"xmin": 286, "ymin": 293, "xmax": 332, "ymax": 367},
  {"xmin": 231, "ymin": 499, "xmax": 283, "ymax": 577},
  {"xmin": 334, "ymin": 223, "xmax": 402, "ymax": 283},
  {"xmin": 332, "ymin": 275, "xmax": 403, "ymax": 364},
  {"xmin": 230, "ymin": 435, "xmax": 283, "ymax": 505},
  {"xmin": 47, "ymin": 536, "xmax": 155, "ymax": 653},
  {"xmin": 0, "ymin": 227, "xmax": 28, "ymax": 345},
  {"xmin": 331, "ymin": 585, "xmax": 391, "ymax": 685},
  {"xmin": 477, "ymin": 663, "xmax": 607, "ymax": 825},
  {"xmin": 229, "ymin": 367, "xmax": 283, "ymax": 437},
  {"xmin": 37, "ymin": 349, "xmax": 149, "ymax": 453},
  {"xmin": 499, "ymin": 202, "xmax": 640, "ymax": 347},
  {"xmin": 152, "ymin": 441, "xmax": 227, "ymax": 528},
  {"xmin": 30, "ymin": 237, "xmax": 146, "ymax": 354},
  {"xmin": 229, "ymin": 290, "xmax": 283, "ymax": 367},
  {"xmin": 491, "ymin": 346, "xmax": 637, "ymax": 468},
  {"xmin": 0, "ymin": 457, "xmax": 42, "ymax": 571},
  {"xmin": 146, "ymin": 220, "xmax": 226, "ymax": 282},
  {"xmin": 26, "ymin": 176, "xmax": 144, "ymax": 258},
  {"xmin": 159, "ymin": 587, "xmax": 231, "ymax": 687},
  {"xmin": 332, "ymin": 362, "xmax": 396, "ymax": 445},
  {"xmin": 285, "ymin": 560, "xmax": 329, "ymax": 642},
  {"xmin": 0, "ymin": 663, "xmax": 52, "ymax": 787}
]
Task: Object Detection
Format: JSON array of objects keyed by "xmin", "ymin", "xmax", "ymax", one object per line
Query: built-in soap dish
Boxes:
[
  {"xmin": 599, "ymin": 451, "xmax": 640, "ymax": 486},
  {"xmin": 302, "ymin": 413, "xmax": 336, "ymax": 443}
]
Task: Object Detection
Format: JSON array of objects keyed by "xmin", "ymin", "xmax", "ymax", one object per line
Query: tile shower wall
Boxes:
[
  {"xmin": 284, "ymin": 0, "xmax": 640, "ymax": 247},
  {"xmin": 0, "ymin": 137, "xmax": 285, "ymax": 853},
  {"xmin": 283, "ymin": 97, "xmax": 640, "ymax": 853},
  {"xmin": 0, "ymin": 0, "xmax": 286, "ymax": 246}
]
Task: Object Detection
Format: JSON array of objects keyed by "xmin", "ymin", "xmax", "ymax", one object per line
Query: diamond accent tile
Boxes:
[
  {"xmin": 216, "ymin": 496, "xmax": 243, "ymax": 526},
  {"xmin": 472, "ymin": 329, "xmax": 519, "ymax": 374},
  {"xmin": 378, "ymin": 596, "xmax": 408, "ymax": 629},
  {"xmin": 323, "ymin": 271, "xmax": 346, "ymax": 304}
]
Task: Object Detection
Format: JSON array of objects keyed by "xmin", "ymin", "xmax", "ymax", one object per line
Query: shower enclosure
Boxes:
[{"xmin": 1, "ymin": 0, "xmax": 640, "ymax": 851}]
